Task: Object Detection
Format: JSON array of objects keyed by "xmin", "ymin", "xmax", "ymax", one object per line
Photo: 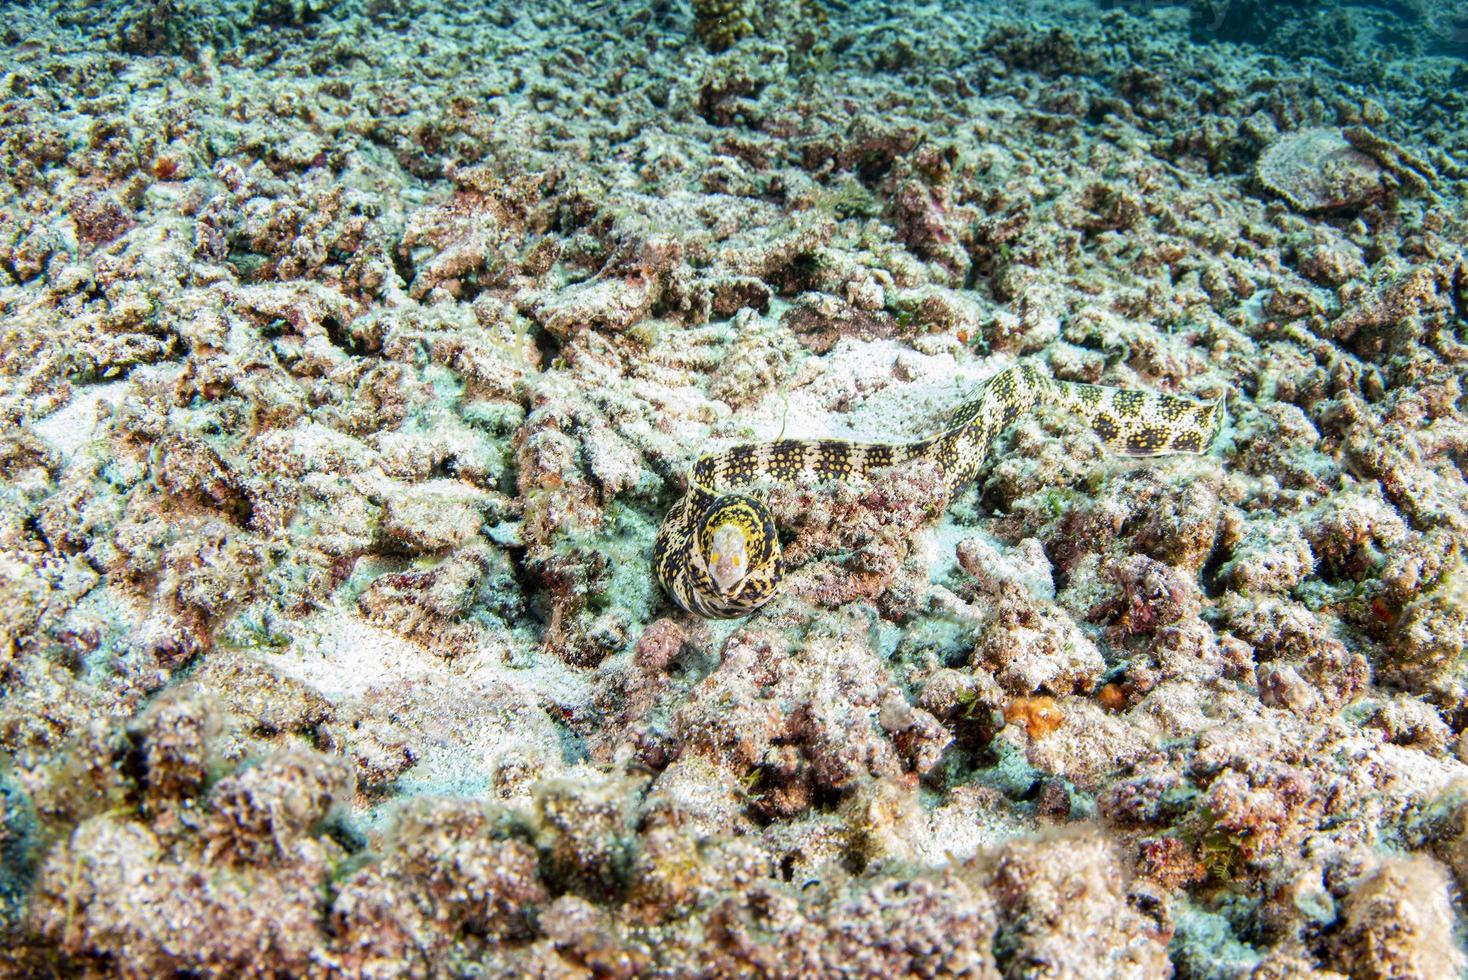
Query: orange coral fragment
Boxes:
[
  {"xmin": 1097, "ymin": 683, "xmax": 1127, "ymax": 712},
  {"xmin": 1004, "ymin": 696, "xmax": 1064, "ymax": 739}
]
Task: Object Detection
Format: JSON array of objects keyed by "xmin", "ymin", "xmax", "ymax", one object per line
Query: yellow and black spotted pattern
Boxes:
[{"xmin": 654, "ymin": 363, "xmax": 1224, "ymax": 618}]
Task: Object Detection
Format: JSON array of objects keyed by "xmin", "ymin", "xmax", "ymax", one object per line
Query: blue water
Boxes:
[{"xmin": 1102, "ymin": 0, "xmax": 1467, "ymax": 60}]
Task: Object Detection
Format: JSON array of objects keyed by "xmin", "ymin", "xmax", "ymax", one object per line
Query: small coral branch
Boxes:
[{"xmin": 692, "ymin": 0, "xmax": 757, "ymax": 51}]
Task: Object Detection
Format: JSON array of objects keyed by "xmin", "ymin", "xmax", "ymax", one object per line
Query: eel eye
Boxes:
[{"xmin": 707, "ymin": 523, "xmax": 749, "ymax": 593}]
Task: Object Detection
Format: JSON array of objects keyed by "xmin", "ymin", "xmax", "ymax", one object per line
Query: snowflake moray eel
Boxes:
[{"xmin": 654, "ymin": 363, "xmax": 1224, "ymax": 619}]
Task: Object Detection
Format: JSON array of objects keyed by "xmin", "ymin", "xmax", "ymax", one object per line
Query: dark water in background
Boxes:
[
  {"xmin": 1100, "ymin": 0, "xmax": 1468, "ymax": 61},
  {"xmin": 23, "ymin": 0, "xmax": 1468, "ymax": 71}
]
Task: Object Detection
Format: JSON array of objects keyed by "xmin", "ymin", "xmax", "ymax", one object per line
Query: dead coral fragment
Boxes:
[
  {"xmin": 1255, "ymin": 128, "xmax": 1386, "ymax": 214},
  {"xmin": 127, "ymin": 686, "xmax": 219, "ymax": 805},
  {"xmin": 987, "ymin": 829, "xmax": 1169, "ymax": 975},
  {"xmin": 706, "ymin": 872, "xmax": 1000, "ymax": 977},
  {"xmin": 1384, "ymin": 558, "xmax": 1468, "ymax": 706},
  {"xmin": 1342, "ymin": 126, "xmax": 1437, "ymax": 200},
  {"xmin": 1219, "ymin": 518, "xmax": 1315, "ymax": 594},
  {"xmin": 377, "ymin": 798, "xmax": 545, "ymax": 939},
  {"xmin": 1089, "ymin": 555, "xmax": 1202, "ymax": 638},
  {"xmin": 971, "ymin": 581, "xmax": 1104, "ymax": 696},
  {"xmin": 1330, "ymin": 856, "xmax": 1466, "ymax": 979},
  {"xmin": 356, "ymin": 544, "xmax": 521, "ymax": 657},
  {"xmin": 30, "ymin": 815, "xmax": 329, "ymax": 979},
  {"xmin": 204, "ymin": 750, "xmax": 353, "ymax": 866},
  {"xmin": 536, "ymin": 769, "xmax": 639, "ymax": 900}
]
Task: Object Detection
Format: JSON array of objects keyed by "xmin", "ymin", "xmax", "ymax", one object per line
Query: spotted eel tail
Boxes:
[
  {"xmin": 693, "ymin": 367, "xmax": 1223, "ymax": 494},
  {"xmin": 900, "ymin": 366, "xmax": 1224, "ymax": 490},
  {"xmin": 1053, "ymin": 381, "xmax": 1225, "ymax": 457}
]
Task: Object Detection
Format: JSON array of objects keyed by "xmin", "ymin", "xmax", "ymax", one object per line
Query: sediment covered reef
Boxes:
[{"xmin": 1, "ymin": 0, "xmax": 1465, "ymax": 974}]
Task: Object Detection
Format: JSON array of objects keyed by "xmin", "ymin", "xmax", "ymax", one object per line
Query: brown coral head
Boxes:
[{"xmin": 1255, "ymin": 128, "xmax": 1385, "ymax": 214}]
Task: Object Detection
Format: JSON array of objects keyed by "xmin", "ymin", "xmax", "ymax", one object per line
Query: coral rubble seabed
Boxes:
[{"xmin": 1, "ymin": 0, "xmax": 1466, "ymax": 975}]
